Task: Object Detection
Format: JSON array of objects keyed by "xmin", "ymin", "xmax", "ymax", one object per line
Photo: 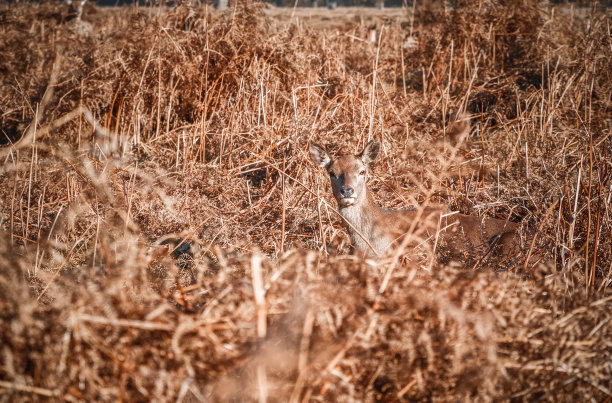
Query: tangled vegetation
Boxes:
[{"xmin": 1, "ymin": 1, "xmax": 611, "ymax": 401}]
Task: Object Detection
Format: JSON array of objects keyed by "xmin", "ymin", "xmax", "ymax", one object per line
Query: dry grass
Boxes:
[{"xmin": 1, "ymin": 1, "xmax": 611, "ymax": 401}]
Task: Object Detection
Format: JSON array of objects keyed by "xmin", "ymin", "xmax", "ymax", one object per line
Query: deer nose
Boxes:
[{"xmin": 340, "ymin": 187, "xmax": 354, "ymax": 198}]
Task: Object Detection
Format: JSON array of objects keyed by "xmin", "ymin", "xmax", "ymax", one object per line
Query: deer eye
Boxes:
[
  {"xmin": 328, "ymin": 170, "xmax": 337, "ymax": 179},
  {"xmin": 359, "ymin": 169, "xmax": 366, "ymax": 176}
]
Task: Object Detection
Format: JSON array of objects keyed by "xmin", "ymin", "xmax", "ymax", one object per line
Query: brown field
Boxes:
[{"xmin": 1, "ymin": 1, "xmax": 611, "ymax": 401}]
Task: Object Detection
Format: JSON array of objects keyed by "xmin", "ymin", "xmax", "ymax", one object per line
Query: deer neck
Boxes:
[{"xmin": 337, "ymin": 189, "xmax": 383, "ymax": 244}]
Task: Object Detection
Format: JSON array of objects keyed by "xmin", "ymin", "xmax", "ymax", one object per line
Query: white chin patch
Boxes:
[{"xmin": 339, "ymin": 197, "xmax": 356, "ymax": 206}]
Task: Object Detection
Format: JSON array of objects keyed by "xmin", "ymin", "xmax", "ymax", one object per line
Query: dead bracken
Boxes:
[{"xmin": 0, "ymin": 1, "xmax": 611, "ymax": 401}]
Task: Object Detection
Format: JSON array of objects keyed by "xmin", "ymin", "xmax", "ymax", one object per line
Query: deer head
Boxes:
[{"xmin": 309, "ymin": 141, "xmax": 380, "ymax": 208}]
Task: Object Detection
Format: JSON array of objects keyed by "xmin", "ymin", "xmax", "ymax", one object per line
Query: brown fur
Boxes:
[{"xmin": 309, "ymin": 141, "xmax": 522, "ymax": 266}]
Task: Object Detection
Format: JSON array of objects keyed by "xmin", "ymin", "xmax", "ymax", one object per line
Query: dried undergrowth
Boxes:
[{"xmin": 1, "ymin": 1, "xmax": 611, "ymax": 401}]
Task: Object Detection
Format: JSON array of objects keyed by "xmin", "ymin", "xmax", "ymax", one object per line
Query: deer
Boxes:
[{"xmin": 308, "ymin": 139, "xmax": 524, "ymax": 267}]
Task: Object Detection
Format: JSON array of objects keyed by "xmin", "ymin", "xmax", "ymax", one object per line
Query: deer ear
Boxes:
[
  {"xmin": 309, "ymin": 142, "xmax": 331, "ymax": 168},
  {"xmin": 359, "ymin": 141, "xmax": 380, "ymax": 164}
]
